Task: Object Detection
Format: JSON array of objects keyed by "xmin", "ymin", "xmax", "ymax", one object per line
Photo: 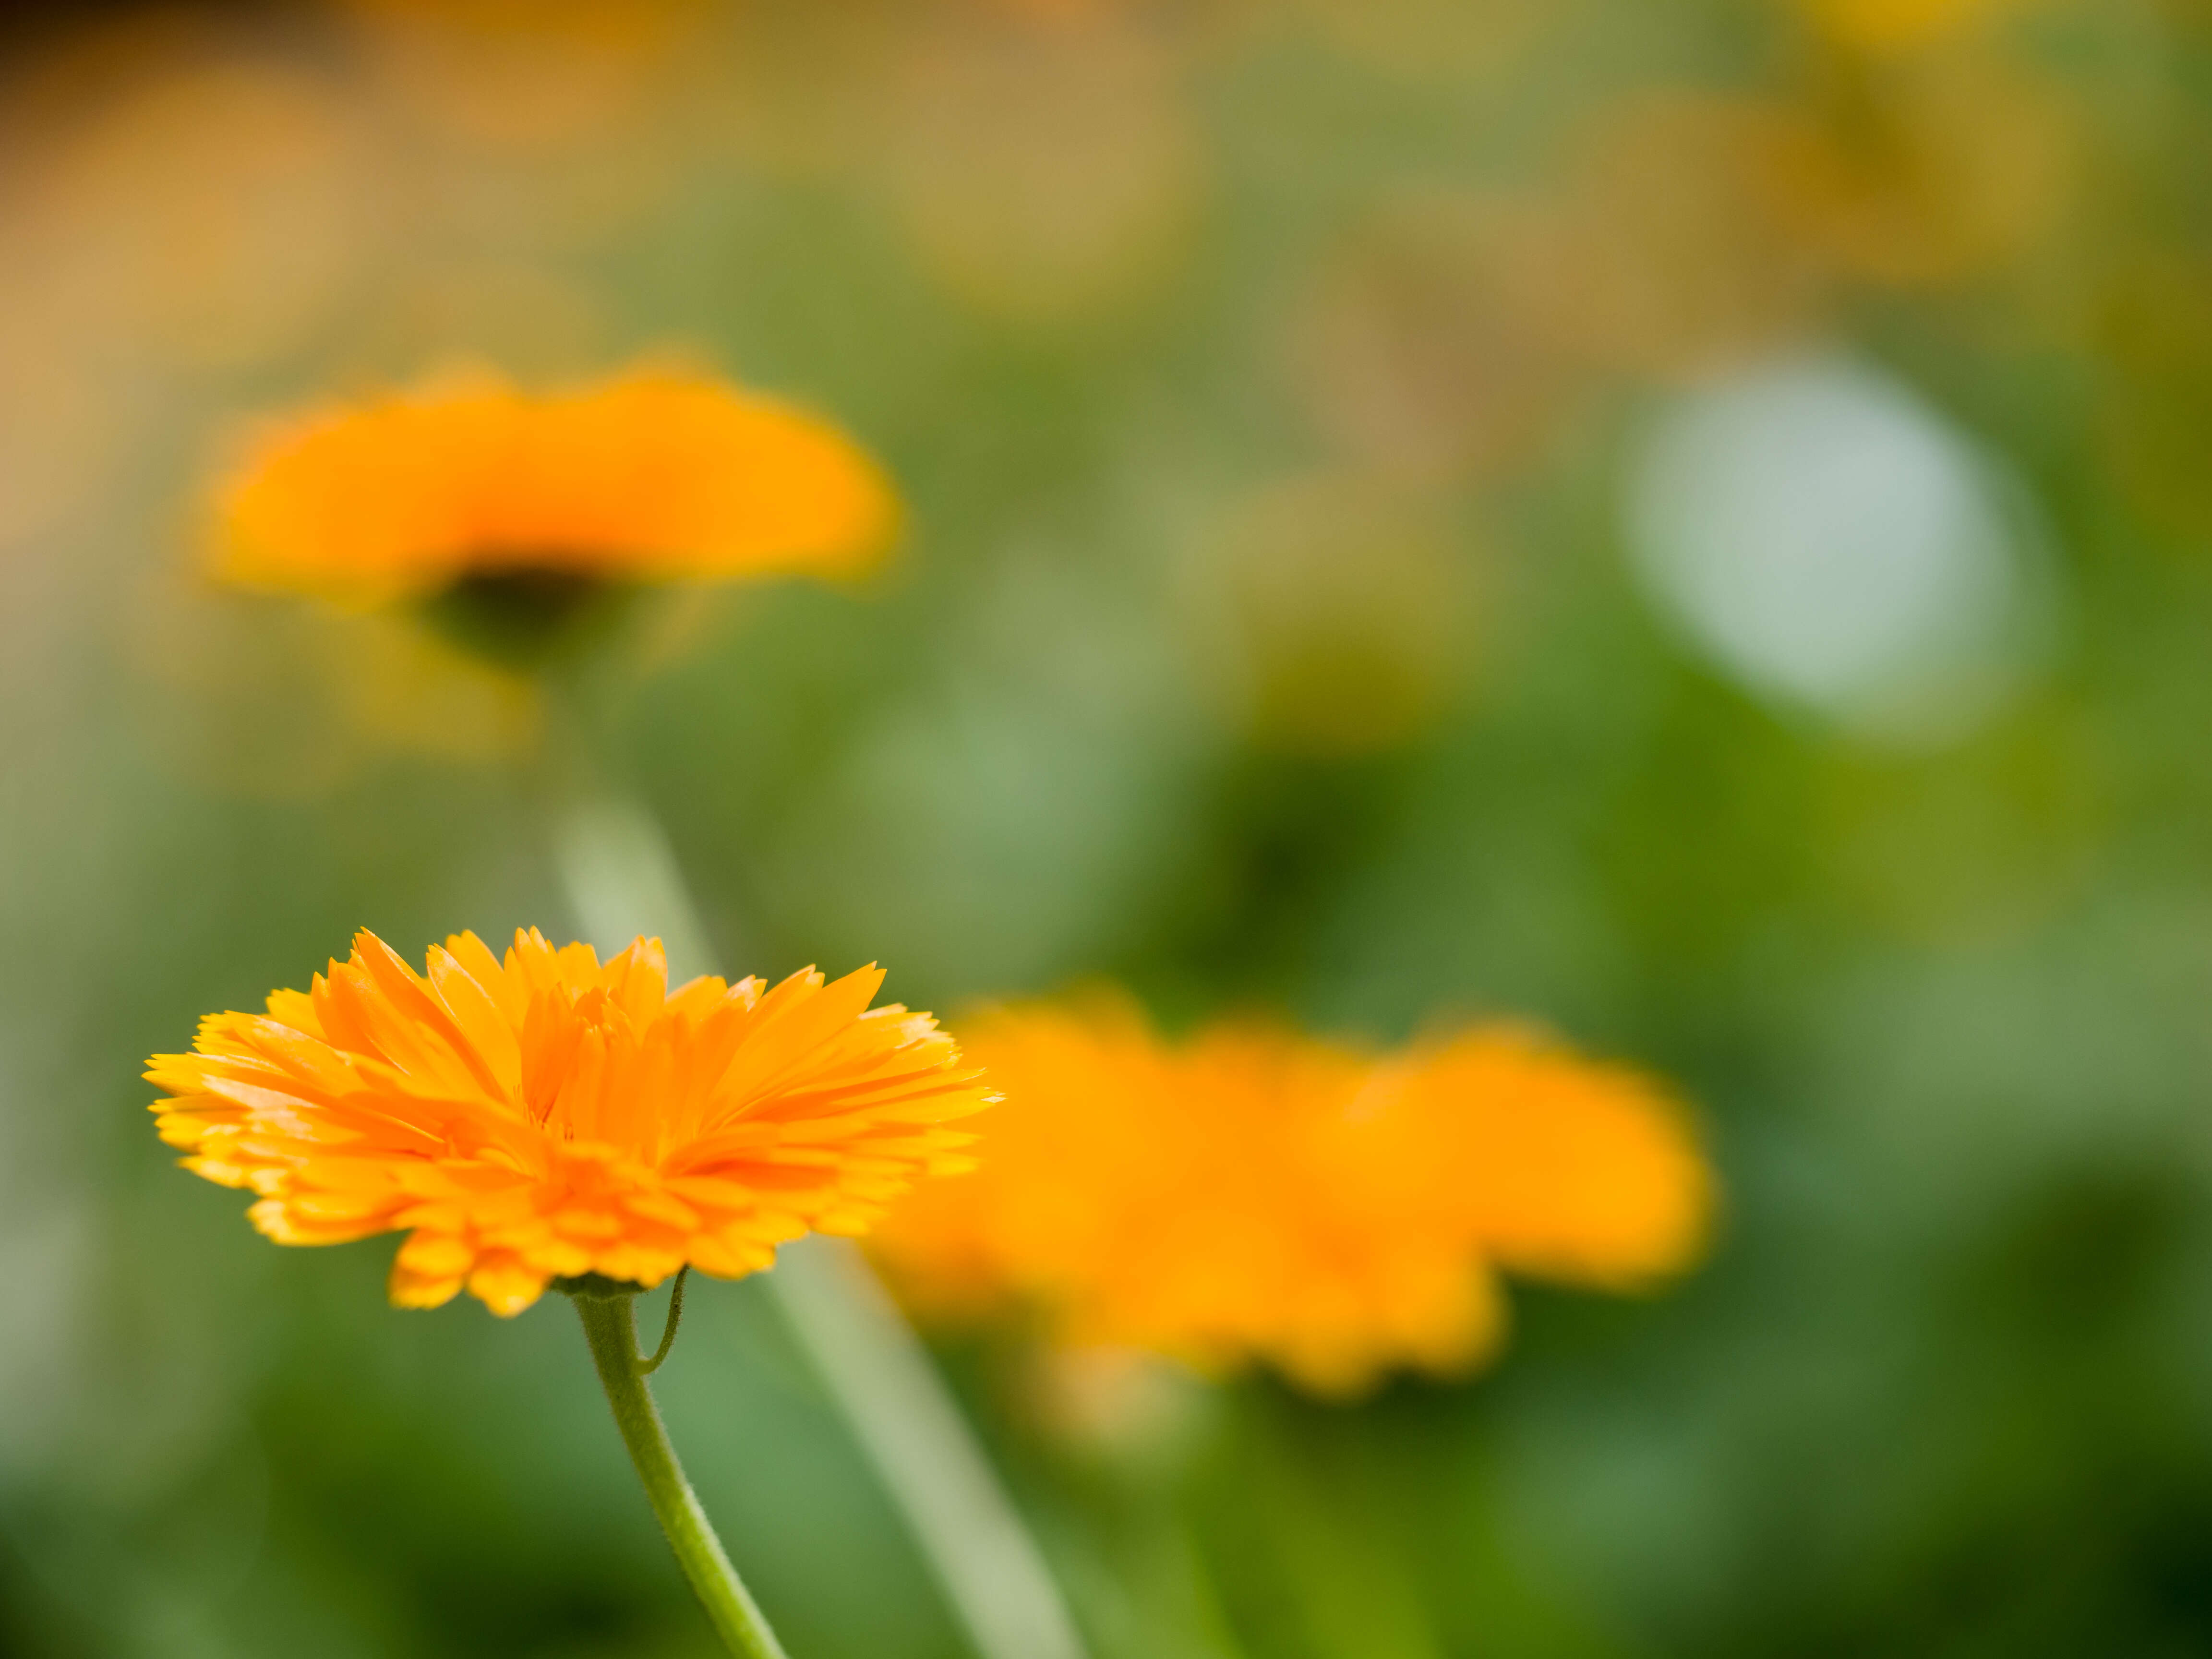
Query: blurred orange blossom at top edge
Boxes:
[
  {"xmin": 211, "ymin": 365, "xmax": 899, "ymax": 603},
  {"xmin": 147, "ymin": 929, "xmax": 993, "ymax": 1314},
  {"xmin": 872, "ymin": 997, "xmax": 1712, "ymax": 1396}
]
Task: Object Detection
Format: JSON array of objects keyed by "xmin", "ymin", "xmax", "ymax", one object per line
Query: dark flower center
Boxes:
[{"xmin": 419, "ymin": 564, "xmax": 641, "ymax": 673}]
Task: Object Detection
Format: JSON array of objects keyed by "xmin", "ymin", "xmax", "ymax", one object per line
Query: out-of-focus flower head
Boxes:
[
  {"xmin": 148, "ymin": 930, "xmax": 992, "ymax": 1315},
  {"xmin": 1801, "ymin": 0, "xmax": 2021, "ymax": 54},
  {"xmin": 211, "ymin": 365, "xmax": 898, "ymax": 616},
  {"xmin": 872, "ymin": 996, "xmax": 1710, "ymax": 1396}
]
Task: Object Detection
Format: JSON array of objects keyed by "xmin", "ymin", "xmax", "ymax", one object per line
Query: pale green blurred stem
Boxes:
[
  {"xmin": 572, "ymin": 1286, "xmax": 790, "ymax": 1659},
  {"xmin": 768, "ymin": 1233, "xmax": 1090, "ymax": 1659},
  {"xmin": 551, "ymin": 787, "xmax": 1090, "ymax": 1659}
]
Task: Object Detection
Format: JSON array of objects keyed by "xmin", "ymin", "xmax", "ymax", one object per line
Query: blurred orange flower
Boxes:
[
  {"xmin": 148, "ymin": 930, "xmax": 990, "ymax": 1315},
  {"xmin": 872, "ymin": 998, "xmax": 1711, "ymax": 1395},
  {"xmin": 212, "ymin": 367, "xmax": 898, "ymax": 602}
]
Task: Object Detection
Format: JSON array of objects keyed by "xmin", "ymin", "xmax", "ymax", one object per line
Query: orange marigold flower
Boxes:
[
  {"xmin": 147, "ymin": 929, "xmax": 992, "ymax": 1316},
  {"xmin": 212, "ymin": 367, "xmax": 898, "ymax": 602},
  {"xmin": 871, "ymin": 998, "xmax": 1710, "ymax": 1395}
]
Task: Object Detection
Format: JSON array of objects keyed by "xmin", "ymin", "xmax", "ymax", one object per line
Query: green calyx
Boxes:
[
  {"xmin": 418, "ymin": 567, "xmax": 642, "ymax": 673},
  {"xmin": 555, "ymin": 1270, "xmax": 650, "ymax": 1300}
]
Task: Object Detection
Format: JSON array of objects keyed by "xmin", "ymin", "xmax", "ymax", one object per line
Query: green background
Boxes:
[{"xmin": 5, "ymin": 0, "xmax": 2212, "ymax": 1653}]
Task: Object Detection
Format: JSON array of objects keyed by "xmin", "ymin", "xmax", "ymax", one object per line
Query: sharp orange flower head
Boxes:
[
  {"xmin": 871, "ymin": 997, "xmax": 1711, "ymax": 1396},
  {"xmin": 210, "ymin": 366, "xmax": 900, "ymax": 608},
  {"xmin": 148, "ymin": 930, "xmax": 992, "ymax": 1316}
]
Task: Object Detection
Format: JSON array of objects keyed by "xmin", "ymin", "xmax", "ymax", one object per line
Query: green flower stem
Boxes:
[{"xmin": 572, "ymin": 1287, "xmax": 790, "ymax": 1659}]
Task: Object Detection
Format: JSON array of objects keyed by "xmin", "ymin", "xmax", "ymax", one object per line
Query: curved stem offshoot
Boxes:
[{"xmin": 640, "ymin": 1266, "xmax": 689, "ymax": 1375}]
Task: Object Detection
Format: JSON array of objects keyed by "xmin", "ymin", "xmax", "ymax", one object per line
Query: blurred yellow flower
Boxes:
[
  {"xmin": 212, "ymin": 367, "xmax": 898, "ymax": 603},
  {"xmin": 148, "ymin": 930, "xmax": 991, "ymax": 1315},
  {"xmin": 872, "ymin": 998, "xmax": 1710, "ymax": 1395},
  {"xmin": 1804, "ymin": 0, "xmax": 2016, "ymax": 53},
  {"xmin": 1771, "ymin": 49, "xmax": 2076, "ymax": 291}
]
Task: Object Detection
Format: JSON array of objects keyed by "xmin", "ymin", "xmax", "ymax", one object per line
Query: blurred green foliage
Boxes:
[{"xmin": 8, "ymin": 0, "xmax": 2212, "ymax": 1654}]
